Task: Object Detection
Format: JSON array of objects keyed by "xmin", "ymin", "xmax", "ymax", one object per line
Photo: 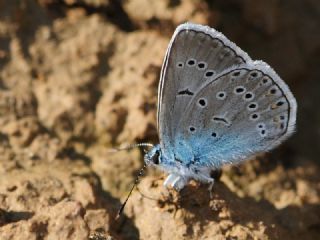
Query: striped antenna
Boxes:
[{"xmin": 111, "ymin": 143, "xmax": 154, "ymax": 219}]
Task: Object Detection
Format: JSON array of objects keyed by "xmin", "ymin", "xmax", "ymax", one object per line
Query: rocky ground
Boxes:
[{"xmin": 0, "ymin": 0, "xmax": 320, "ymax": 239}]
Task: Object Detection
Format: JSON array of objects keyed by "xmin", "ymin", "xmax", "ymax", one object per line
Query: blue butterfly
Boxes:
[{"xmin": 143, "ymin": 22, "xmax": 297, "ymax": 191}]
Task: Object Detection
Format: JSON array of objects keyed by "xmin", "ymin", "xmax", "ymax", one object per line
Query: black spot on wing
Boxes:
[
  {"xmin": 178, "ymin": 89, "xmax": 194, "ymax": 96},
  {"xmin": 213, "ymin": 117, "xmax": 230, "ymax": 126}
]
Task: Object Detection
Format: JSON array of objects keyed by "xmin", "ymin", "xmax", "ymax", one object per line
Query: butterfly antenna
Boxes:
[
  {"xmin": 108, "ymin": 143, "xmax": 154, "ymax": 153},
  {"xmin": 116, "ymin": 163, "xmax": 147, "ymax": 219}
]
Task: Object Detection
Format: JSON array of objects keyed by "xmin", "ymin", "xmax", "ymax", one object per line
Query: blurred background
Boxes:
[{"xmin": 0, "ymin": 0, "xmax": 319, "ymax": 239}]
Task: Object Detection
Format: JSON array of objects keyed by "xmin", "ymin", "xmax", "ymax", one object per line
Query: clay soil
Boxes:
[{"xmin": 0, "ymin": 0, "xmax": 320, "ymax": 239}]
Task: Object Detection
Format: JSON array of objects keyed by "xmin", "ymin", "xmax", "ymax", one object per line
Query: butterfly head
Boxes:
[{"xmin": 144, "ymin": 144, "xmax": 162, "ymax": 166}]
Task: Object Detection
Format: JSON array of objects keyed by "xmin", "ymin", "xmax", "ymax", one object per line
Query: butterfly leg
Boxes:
[
  {"xmin": 164, "ymin": 174, "xmax": 187, "ymax": 191},
  {"xmin": 163, "ymin": 174, "xmax": 178, "ymax": 187},
  {"xmin": 198, "ymin": 175, "xmax": 215, "ymax": 198},
  {"xmin": 171, "ymin": 176, "xmax": 188, "ymax": 191},
  {"xmin": 208, "ymin": 178, "xmax": 214, "ymax": 198}
]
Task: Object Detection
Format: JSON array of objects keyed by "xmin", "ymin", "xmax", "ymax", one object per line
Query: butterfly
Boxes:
[{"xmin": 143, "ymin": 22, "xmax": 297, "ymax": 191}]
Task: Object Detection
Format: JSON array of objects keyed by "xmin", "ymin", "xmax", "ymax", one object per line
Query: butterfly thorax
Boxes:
[
  {"xmin": 145, "ymin": 144, "xmax": 216, "ymax": 190},
  {"xmin": 145, "ymin": 144, "xmax": 210, "ymax": 180}
]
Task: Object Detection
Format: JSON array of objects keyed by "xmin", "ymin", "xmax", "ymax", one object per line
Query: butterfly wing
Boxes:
[
  {"xmin": 176, "ymin": 61, "xmax": 297, "ymax": 168},
  {"xmin": 158, "ymin": 23, "xmax": 252, "ymax": 159}
]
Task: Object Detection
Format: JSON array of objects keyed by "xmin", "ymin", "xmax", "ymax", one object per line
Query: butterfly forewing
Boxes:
[{"xmin": 158, "ymin": 23, "xmax": 252, "ymax": 158}]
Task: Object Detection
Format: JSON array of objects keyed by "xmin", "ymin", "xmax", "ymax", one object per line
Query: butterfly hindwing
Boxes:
[{"xmin": 176, "ymin": 61, "xmax": 297, "ymax": 168}]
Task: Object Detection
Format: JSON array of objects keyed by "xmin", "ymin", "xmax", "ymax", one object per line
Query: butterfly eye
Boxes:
[{"xmin": 151, "ymin": 150, "xmax": 160, "ymax": 165}]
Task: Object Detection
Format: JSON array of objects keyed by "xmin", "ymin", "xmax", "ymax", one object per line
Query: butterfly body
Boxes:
[
  {"xmin": 145, "ymin": 23, "xmax": 297, "ymax": 191},
  {"xmin": 145, "ymin": 144, "xmax": 214, "ymax": 190}
]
